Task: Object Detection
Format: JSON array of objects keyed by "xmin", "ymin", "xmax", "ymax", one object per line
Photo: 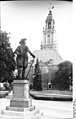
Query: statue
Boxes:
[{"xmin": 14, "ymin": 38, "xmax": 35, "ymax": 79}]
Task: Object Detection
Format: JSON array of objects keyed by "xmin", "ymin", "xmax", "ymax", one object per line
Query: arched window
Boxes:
[{"xmin": 48, "ymin": 22, "xmax": 51, "ymax": 29}]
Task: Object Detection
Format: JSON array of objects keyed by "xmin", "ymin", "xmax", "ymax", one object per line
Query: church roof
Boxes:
[{"xmin": 29, "ymin": 49, "xmax": 63, "ymax": 65}]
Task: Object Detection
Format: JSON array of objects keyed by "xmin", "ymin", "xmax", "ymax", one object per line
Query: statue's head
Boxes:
[{"xmin": 19, "ymin": 38, "xmax": 27, "ymax": 45}]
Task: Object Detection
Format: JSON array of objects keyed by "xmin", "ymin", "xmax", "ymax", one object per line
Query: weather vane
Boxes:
[{"xmin": 48, "ymin": 3, "xmax": 54, "ymax": 11}]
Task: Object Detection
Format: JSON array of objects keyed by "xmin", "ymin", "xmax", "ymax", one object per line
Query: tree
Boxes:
[
  {"xmin": 51, "ymin": 61, "xmax": 73, "ymax": 90},
  {"xmin": 33, "ymin": 58, "xmax": 42, "ymax": 91},
  {"xmin": 0, "ymin": 30, "xmax": 15, "ymax": 83}
]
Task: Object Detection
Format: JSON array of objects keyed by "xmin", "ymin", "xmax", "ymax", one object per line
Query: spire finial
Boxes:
[
  {"xmin": 48, "ymin": 4, "xmax": 54, "ymax": 16},
  {"xmin": 48, "ymin": 3, "xmax": 54, "ymax": 11}
]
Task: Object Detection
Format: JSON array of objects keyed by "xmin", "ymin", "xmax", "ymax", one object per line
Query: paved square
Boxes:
[{"xmin": 0, "ymin": 93, "xmax": 73, "ymax": 119}]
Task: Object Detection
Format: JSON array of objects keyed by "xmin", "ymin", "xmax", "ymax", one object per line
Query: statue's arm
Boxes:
[
  {"xmin": 14, "ymin": 47, "xmax": 18, "ymax": 54},
  {"xmin": 27, "ymin": 47, "xmax": 35, "ymax": 58},
  {"xmin": 14, "ymin": 46, "xmax": 21, "ymax": 55}
]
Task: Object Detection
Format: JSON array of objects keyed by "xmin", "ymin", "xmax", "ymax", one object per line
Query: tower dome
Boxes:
[{"xmin": 46, "ymin": 10, "xmax": 52, "ymax": 23}]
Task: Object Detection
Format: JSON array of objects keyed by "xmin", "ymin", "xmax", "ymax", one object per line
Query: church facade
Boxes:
[{"xmin": 28, "ymin": 8, "xmax": 63, "ymax": 89}]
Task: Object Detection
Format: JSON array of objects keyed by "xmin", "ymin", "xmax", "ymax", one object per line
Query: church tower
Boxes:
[
  {"xmin": 28, "ymin": 6, "xmax": 63, "ymax": 89},
  {"xmin": 41, "ymin": 8, "xmax": 56, "ymax": 50}
]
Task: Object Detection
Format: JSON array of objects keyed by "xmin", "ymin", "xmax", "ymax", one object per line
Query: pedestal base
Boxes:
[
  {"xmin": 6, "ymin": 105, "xmax": 35, "ymax": 112},
  {"xmin": 10, "ymin": 98, "xmax": 32, "ymax": 108},
  {"xmin": 0, "ymin": 106, "xmax": 43, "ymax": 119},
  {"xmin": 0, "ymin": 79, "xmax": 43, "ymax": 119}
]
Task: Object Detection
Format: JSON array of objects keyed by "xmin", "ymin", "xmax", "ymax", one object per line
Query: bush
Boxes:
[
  {"xmin": 51, "ymin": 61, "xmax": 73, "ymax": 90},
  {"xmin": 0, "ymin": 30, "xmax": 15, "ymax": 83}
]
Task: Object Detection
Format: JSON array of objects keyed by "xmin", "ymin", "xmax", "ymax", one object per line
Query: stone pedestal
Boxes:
[
  {"xmin": 10, "ymin": 80, "xmax": 32, "ymax": 108},
  {"xmin": 0, "ymin": 79, "xmax": 43, "ymax": 119}
]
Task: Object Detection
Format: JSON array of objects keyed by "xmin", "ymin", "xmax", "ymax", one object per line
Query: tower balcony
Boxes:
[{"xmin": 41, "ymin": 43, "xmax": 56, "ymax": 50}]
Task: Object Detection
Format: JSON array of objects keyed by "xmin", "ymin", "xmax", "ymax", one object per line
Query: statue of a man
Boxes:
[{"xmin": 14, "ymin": 38, "xmax": 35, "ymax": 79}]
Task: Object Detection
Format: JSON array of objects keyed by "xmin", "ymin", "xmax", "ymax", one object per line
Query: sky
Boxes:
[{"xmin": 1, "ymin": 1, "xmax": 73, "ymax": 62}]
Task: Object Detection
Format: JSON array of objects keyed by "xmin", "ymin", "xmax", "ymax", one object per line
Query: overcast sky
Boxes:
[{"xmin": 1, "ymin": 1, "xmax": 73, "ymax": 62}]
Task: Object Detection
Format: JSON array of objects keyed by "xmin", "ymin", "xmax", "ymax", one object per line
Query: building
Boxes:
[{"xmin": 28, "ymin": 8, "xmax": 63, "ymax": 89}]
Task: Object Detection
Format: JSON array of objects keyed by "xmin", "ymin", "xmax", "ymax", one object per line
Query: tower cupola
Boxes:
[
  {"xmin": 46, "ymin": 10, "xmax": 52, "ymax": 23},
  {"xmin": 41, "ymin": 7, "xmax": 56, "ymax": 50}
]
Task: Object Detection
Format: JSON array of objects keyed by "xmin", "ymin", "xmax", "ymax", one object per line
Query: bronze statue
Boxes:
[{"xmin": 14, "ymin": 38, "xmax": 35, "ymax": 79}]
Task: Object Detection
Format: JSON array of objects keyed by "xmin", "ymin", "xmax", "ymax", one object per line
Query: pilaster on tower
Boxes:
[{"xmin": 41, "ymin": 6, "xmax": 56, "ymax": 50}]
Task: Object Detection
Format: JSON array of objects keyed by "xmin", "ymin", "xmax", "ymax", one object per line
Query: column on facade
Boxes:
[
  {"xmin": 43, "ymin": 31, "xmax": 46, "ymax": 45},
  {"xmin": 51, "ymin": 29, "xmax": 54, "ymax": 47},
  {"xmin": 49, "ymin": 32, "xmax": 52, "ymax": 45},
  {"xmin": 46, "ymin": 22, "xmax": 48, "ymax": 29},
  {"xmin": 43, "ymin": 27, "xmax": 46, "ymax": 45},
  {"xmin": 51, "ymin": 19, "xmax": 55, "ymax": 46},
  {"xmin": 47, "ymin": 32, "xmax": 50, "ymax": 45}
]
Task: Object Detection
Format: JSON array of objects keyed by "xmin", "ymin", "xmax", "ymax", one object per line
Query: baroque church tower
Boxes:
[
  {"xmin": 41, "ymin": 9, "xmax": 56, "ymax": 50},
  {"xmin": 29, "ymin": 7, "xmax": 63, "ymax": 67},
  {"xmin": 28, "ymin": 7, "xmax": 63, "ymax": 89}
]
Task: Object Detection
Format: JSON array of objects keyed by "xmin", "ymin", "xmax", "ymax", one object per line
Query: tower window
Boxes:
[
  {"xmin": 48, "ymin": 22, "xmax": 51, "ymax": 29},
  {"xmin": 48, "ymin": 35, "xmax": 50, "ymax": 38}
]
